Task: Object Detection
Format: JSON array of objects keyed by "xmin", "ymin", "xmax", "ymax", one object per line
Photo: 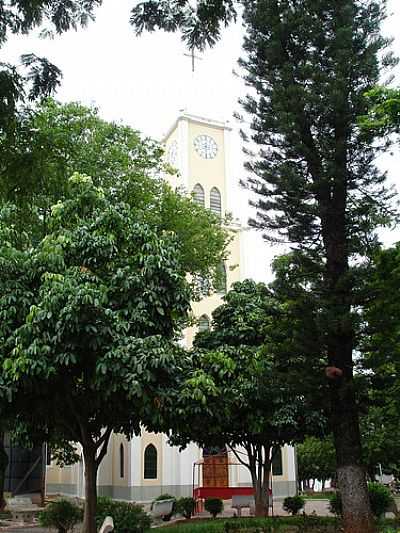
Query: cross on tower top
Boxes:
[{"xmin": 184, "ymin": 48, "xmax": 203, "ymax": 73}]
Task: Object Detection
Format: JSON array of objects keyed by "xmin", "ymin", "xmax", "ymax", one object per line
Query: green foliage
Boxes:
[
  {"xmin": 361, "ymin": 244, "xmax": 400, "ymax": 479},
  {"xmin": 1, "ymin": 99, "xmax": 229, "ymax": 281},
  {"xmin": 282, "ymin": 496, "xmax": 305, "ymax": 516},
  {"xmin": 330, "ymin": 484, "xmax": 393, "ymax": 518},
  {"xmin": 152, "ymin": 493, "xmax": 177, "ymax": 521},
  {"xmin": 297, "ymin": 437, "xmax": 336, "ymax": 485},
  {"xmin": 169, "ymin": 280, "xmax": 324, "ymax": 517},
  {"xmin": 0, "ymin": 174, "xmax": 197, "ymax": 532},
  {"xmin": 204, "ymin": 498, "xmax": 223, "ymax": 519},
  {"xmin": 153, "ymin": 493, "xmax": 175, "ymax": 501},
  {"xmin": 360, "ymin": 87, "xmax": 400, "ymax": 135},
  {"xmin": 131, "ymin": 0, "xmax": 238, "ymax": 51},
  {"xmin": 176, "ymin": 497, "xmax": 195, "ymax": 519},
  {"xmin": 38, "ymin": 499, "xmax": 83, "ymax": 533},
  {"xmin": 328, "ymin": 493, "xmax": 342, "ymax": 517},
  {"xmin": 96, "ymin": 496, "xmax": 151, "ymax": 533},
  {"xmin": 151, "ymin": 516, "xmax": 338, "ymax": 533},
  {"xmin": 368, "ymin": 483, "xmax": 394, "ymax": 518}
]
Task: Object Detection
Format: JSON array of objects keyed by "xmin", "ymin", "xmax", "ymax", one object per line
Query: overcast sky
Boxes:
[{"xmin": 3, "ymin": 1, "xmax": 400, "ymax": 281}]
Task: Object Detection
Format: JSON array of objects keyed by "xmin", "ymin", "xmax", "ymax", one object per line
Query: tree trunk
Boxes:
[
  {"xmin": 0, "ymin": 433, "xmax": 9, "ymax": 511},
  {"xmin": 248, "ymin": 444, "xmax": 271, "ymax": 517},
  {"xmin": 82, "ymin": 445, "xmax": 98, "ymax": 533},
  {"xmin": 321, "ymin": 215, "xmax": 375, "ymax": 532}
]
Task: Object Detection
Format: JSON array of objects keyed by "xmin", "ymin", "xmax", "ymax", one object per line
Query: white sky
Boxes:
[{"xmin": 3, "ymin": 0, "xmax": 400, "ymax": 282}]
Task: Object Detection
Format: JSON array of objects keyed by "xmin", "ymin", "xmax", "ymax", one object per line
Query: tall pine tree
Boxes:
[
  {"xmin": 131, "ymin": 1, "xmax": 396, "ymax": 531},
  {"xmin": 239, "ymin": 3, "xmax": 394, "ymax": 531}
]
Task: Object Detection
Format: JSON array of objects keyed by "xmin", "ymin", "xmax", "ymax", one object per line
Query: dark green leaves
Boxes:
[{"xmin": 130, "ymin": 0, "xmax": 238, "ymax": 51}]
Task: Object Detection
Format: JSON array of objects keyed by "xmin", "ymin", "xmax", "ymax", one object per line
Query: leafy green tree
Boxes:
[
  {"xmin": 297, "ymin": 437, "xmax": 336, "ymax": 491},
  {"xmin": 360, "ymin": 244, "xmax": 400, "ymax": 481},
  {"xmin": 169, "ymin": 280, "xmax": 324, "ymax": 516},
  {"xmin": 131, "ymin": 2, "xmax": 397, "ymax": 530},
  {"xmin": 359, "ymin": 87, "xmax": 400, "ymax": 134},
  {"xmin": 0, "ymin": 99, "xmax": 228, "ymax": 509},
  {"xmin": 360, "ymin": 405, "xmax": 400, "ymax": 481},
  {"xmin": 1, "ymin": 173, "xmax": 224, "ymax": 533},
  {"xmin": 1, "ymin": 99, "xmax": 229, "ymax": 279}
]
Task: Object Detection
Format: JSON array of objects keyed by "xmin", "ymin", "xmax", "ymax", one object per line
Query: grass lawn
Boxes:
[
  {"xmin": 150, "ymin": 516, "xmax": 339, "ymax": 532},
  {"xmin": 301, "ymin": 493, "xmax": 333, "ymax": 500},
  {"xmin": 150, "ymin": 516, "xmax": 400, "ymax": 532}
]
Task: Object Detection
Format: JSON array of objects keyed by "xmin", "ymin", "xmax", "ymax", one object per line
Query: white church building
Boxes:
[{"xmin": 46, "ymin": 112, "xmax": 298, "ymax": 503}]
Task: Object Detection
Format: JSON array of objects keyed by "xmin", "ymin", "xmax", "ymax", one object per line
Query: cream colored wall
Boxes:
[
  {"xmin": 46, "ymin": 463, "xmax": 76, "ymax": 485},
  {"xmin": 164, "ymin": 128, "xmax": 182, "ymax": 190},
  {"xmin": 111, "ymin": 434, "xmax": 130, "ymax": 487},
  {"xmin": 186, "ymin": 229, "xmax": 241, "ymax": 346},
  {"xmin": 46, "ymin": 444, "xmax": 81, "ymax": 486}
]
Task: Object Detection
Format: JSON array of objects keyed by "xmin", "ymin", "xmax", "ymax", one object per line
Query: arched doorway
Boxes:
[{"xmin": 202, "ymin": 447, "xmax": 228, "ymax": 488}]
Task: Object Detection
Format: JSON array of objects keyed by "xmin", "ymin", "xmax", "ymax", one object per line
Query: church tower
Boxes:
[{"xmin": 163, "ymin": 111, "xmax": 242, "ymax": 345}]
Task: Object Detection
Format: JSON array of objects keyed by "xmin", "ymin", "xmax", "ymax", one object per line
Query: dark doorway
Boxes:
[{"xmin": 4, "ymin": 434, "xmax": 44, "ymax": 496}]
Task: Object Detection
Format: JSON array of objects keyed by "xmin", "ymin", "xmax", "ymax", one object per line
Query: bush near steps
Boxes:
[{"xmin": 96, "ymin": 496, "xmax": 151, "ymax": 533}]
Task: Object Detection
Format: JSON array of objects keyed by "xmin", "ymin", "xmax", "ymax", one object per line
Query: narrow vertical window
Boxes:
[
  {"xmin": 272, "ymin": 447, "xmax": 283, "ymax": 476},
  {"xmin": 144, "ymin": 444, "xmax": 157, "ymax": 479},
  {"xmin": 46, "ymin": 444, "xmax": 51, "ymax": 466},
  {"xmin": 120, "ymin": 443, "xmax": 124, "ymax": 478},
  {"xmin": 210, "ymin": 187, "xmax": 222, "ymax": 217},
  {"xmin": 198, "ymin": 314, "xmax": 210, "ymax": 332},
  {"xmin": 215, "ymin": 262, "xmax": 227, "ymax": 294},
  {"xmin": 193, "ymin": 184, "xmax": 205, "ymax": 207}
]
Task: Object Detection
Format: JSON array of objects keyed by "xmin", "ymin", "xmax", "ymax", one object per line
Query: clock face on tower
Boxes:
[
  {"xmin": 194, "ymin": 134, "xmax": 218, "ymax": 159},
  {"xmin": 167, "ymin": 141, "xmax": 178, "ymax": 166}
]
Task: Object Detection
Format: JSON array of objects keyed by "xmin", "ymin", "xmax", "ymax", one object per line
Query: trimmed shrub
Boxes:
[
  {"xmin": 96, "ymin": 496, "xmax": 151, "ymax": 533},
  {"xmin": 329, "ymin": 483, "xmax": 393, "ymax": 518},
  {"xmin": 283, "ymin": 495, "xmax": 305, "ymax": 515},
  {"xmin": 152, "ymin": 493, "xmax": 177, "ymax": 522},
  {"xmin": 176, "ymin": 497, "xmax": 195, "ymax": 519},
  {"xmin": 368, "ymin": 482, "xmax": 393, "ymax": 518},
  {"xmin": 38, "ymin": 499, "xmax": 83, "ymax": 533},
  {"xmin": 205, "ymin": 497, "xmax": 224, "ymax": 518}
]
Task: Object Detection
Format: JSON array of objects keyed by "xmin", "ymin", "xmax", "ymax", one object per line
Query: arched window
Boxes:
[
  {"xmin": 144, "ymin": 444, "xmax": 157, "ymax": 479},
  {"xmin": 210, "ymin": 187, "xmax": 222, "ymax": 217},
  {"xmin": 272, "ymin": 447, "xmax": 283, "ymax": 476},
  {"xmin": 198, "ymin": 314, "xmax": 210, "ymax": 332},
  {"xmin": 120, "ymin": 443, "xmax": 124, "ymax": 478},
  {"xmin": 215, "ymin": 262, "xmax": 227, "ymax": 294},
  {"xmin": 193, "ymin": 184, "xmax": 205, "ymax": 207}
]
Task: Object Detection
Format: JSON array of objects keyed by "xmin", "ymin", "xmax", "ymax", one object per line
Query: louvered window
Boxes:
[
  {"xmin": 210, "ymin": 187, "xmax": 222, "ymax": 217},
  {"xmin": 215, "ymin": 262, "xmax": 227, "ymax": 294},
  {"xmin": 198, "ymin": 315, "xmax": 210, "ymax": 332},
  {"xmin": 195, "ymin": 275, "xmax": 210, "ymax": 296},
  {"xmin": 193, "ymin": 183, "xmax": 205, "ymax": 206}
]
